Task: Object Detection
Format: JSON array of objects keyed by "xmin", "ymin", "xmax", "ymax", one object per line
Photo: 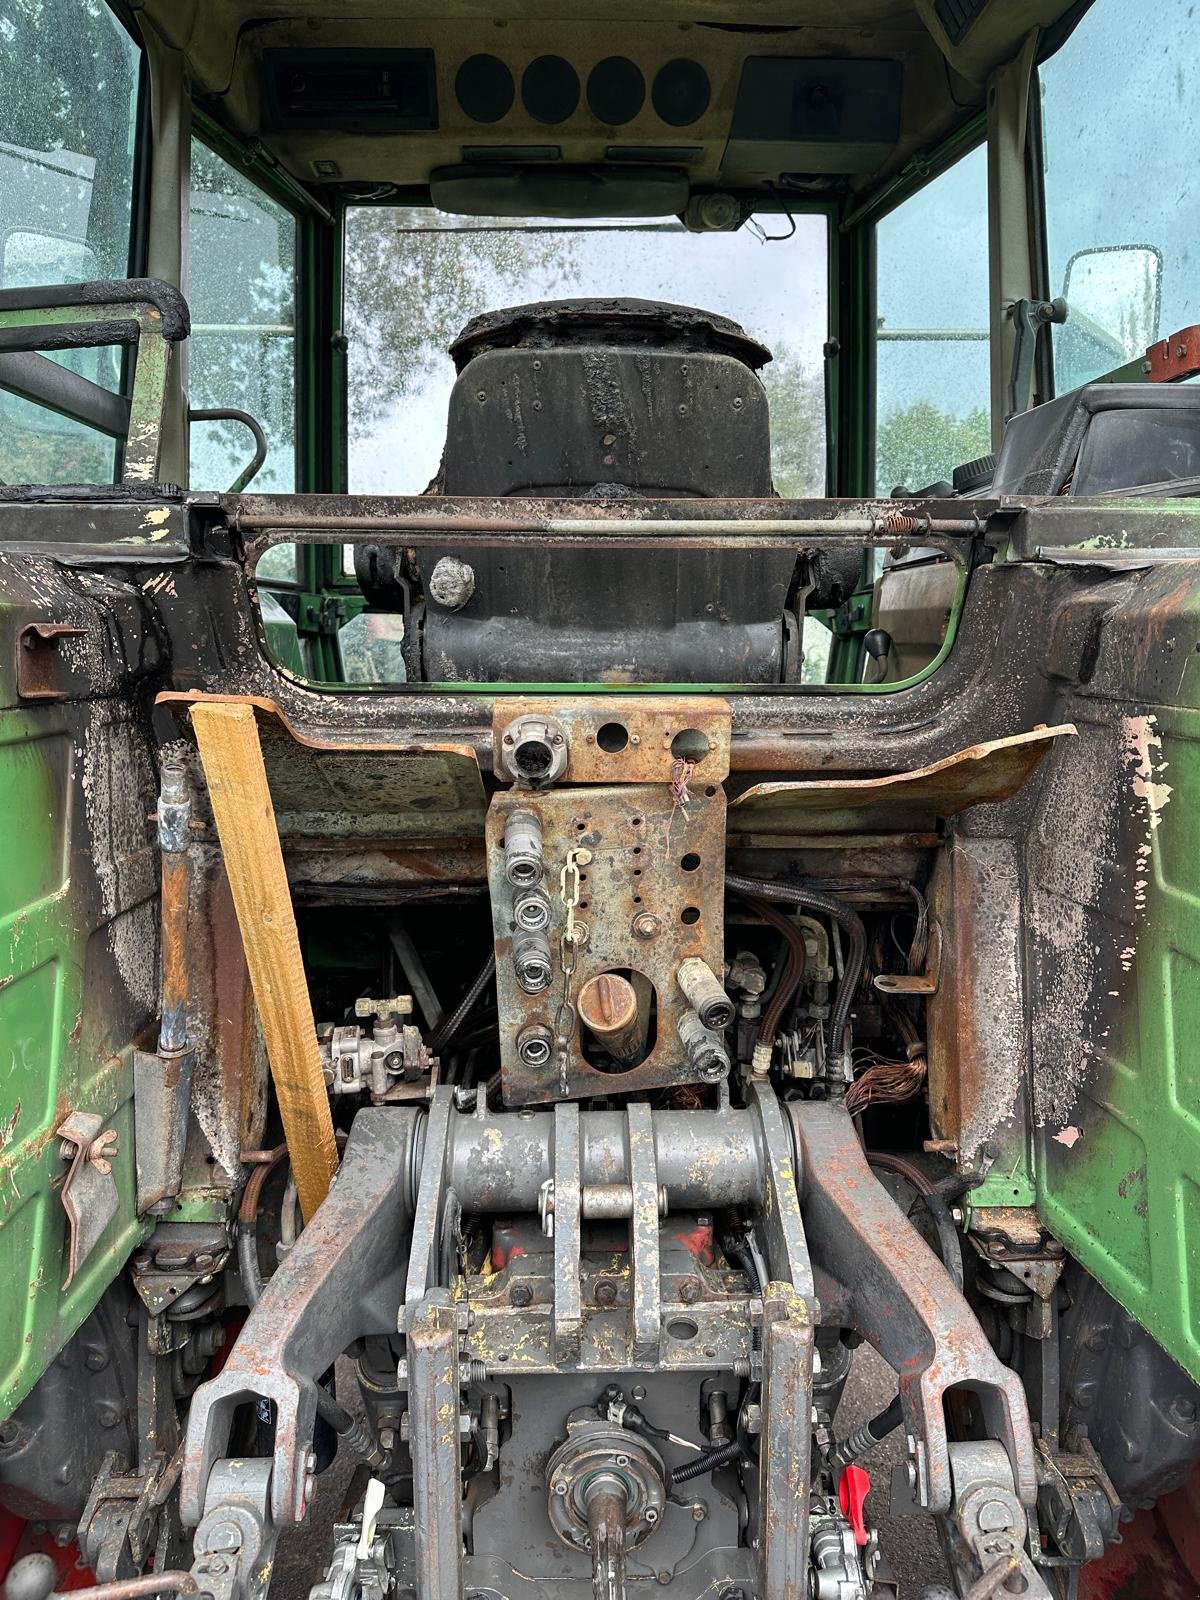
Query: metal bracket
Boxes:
[
  {"xmin": 1006, "ymin": 296, "xmax": 1067, "ymax": 420},
  {"xmin": 16, "ymin": 622, "xmax": 86, "ymax": 702},
  {"xmin": 57, "ymin": 1110, "xmax": 120, "ymax": 1289},
  {"xmin": 874, "ymin": 923, "xmax": 942, "ymax": 996}
]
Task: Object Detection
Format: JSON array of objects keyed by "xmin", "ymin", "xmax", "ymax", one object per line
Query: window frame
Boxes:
[
  {"xmin": 0, "ymin": 0, "xmax": 150, "ymax": 486},
  {"xmin": 336, "ymin": 194, "xmax": 840, "ymax": 499},
  {"xmin": 851, "ymin": 113, "xmax": 988, "ymax": 497},
  {"xmin": 188, "ymin": 109, "xmax": 336, "ymax": 494}
]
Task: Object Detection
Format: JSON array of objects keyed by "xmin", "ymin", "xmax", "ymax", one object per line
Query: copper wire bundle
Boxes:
[{"xmin": 845, "ymin": 1007, "xmax": 927, "ymax": 1115}]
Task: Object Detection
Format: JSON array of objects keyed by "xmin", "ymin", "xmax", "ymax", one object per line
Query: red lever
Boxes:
[{"xmin": 839, "ymin": 1464, "xmax": 871, "ymax": 1547}]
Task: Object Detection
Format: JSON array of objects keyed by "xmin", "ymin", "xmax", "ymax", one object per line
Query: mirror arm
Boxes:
[
  {"xmin": 1006, "ymin": 296, "xmax": 1067, "ymax": 420},
  {"xmin": 188, "ymin": 406, "xmax": 269, "ymax": 492}
]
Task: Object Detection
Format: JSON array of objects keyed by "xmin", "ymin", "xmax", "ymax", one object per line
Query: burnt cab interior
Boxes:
[{"xmin": 6, "ymin": 0, "xmax": 1198, "ymax": 690}]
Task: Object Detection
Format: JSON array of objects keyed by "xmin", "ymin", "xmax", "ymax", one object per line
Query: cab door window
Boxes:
[
  {"xmin": 187, "ymin": 140, "xmax": 297, "ymax": 491},
  {"xmin": 873, "ymin": 144, "xmax": 990, "ymax": 493},
  {"xmin": 0, "ymin": 0, "xmax": 142, "ymax": 483},
  {"xmin": 1039, "ymin": 0, "xmax": 1199, "ymax": 392}
]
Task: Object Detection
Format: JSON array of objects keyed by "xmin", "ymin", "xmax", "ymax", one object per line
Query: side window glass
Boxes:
[
  {"xmin": 188, "ymin": 141, "xmax": 297, "ymax": 490},
  {"xmin": 0, "ymin": 0, "xmax": 141, "ymax": 484},
  {"xmin": 1040, "ymin": 0, "xmax": 1199, "ymax": 392},
  {"xmin": 874, "ymin": 145, "xmax": 990, "ymax": 493}
]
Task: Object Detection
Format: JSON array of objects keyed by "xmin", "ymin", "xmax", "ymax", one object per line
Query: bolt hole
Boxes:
[
  {"xmin": 680, "ymin": 852, "xmax": 701, "ymax": 872},
  {"xmin": 633, "ymin": 894, "xmax": 642, "ymax": 904},
  {"xmin": 704, "ymin": 785, "xmax": 717, "ymax": 797},
  {"xmin": 667, "ymin": 1318, "xmax": 699, "ymax": 1341},
  {"xmin": 681, "ymin": 906, "xmax": 701, "ymax": 926},
  {"xmin": 670, "ymin": 728, "xmax": 709, "ymax": 763},
  {"xmin": 597, "ymin": 721, "xmax": 629, "ymax": 753},
  {"xmin": 633, "ymin": 846, "xmax": 642, "ymax": 856},
  {"xmin": 631, "ymin": 816, "xmax": 644, "ymax": 827}
]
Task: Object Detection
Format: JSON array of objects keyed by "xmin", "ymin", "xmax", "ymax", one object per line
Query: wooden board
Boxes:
[{"xmin": 191, "ymin": 700, "xmax": 338, "ymax": 1220}]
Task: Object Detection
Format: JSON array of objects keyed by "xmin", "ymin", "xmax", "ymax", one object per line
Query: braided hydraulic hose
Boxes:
[{"xmin": 724, "ymin": 874, "xmax": 866, "ymax": 1058}]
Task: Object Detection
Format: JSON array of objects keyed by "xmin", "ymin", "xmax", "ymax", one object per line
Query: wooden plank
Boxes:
[{"xmin": 191, "ymin": 700, "xmax": 337, "ymax": 1220}]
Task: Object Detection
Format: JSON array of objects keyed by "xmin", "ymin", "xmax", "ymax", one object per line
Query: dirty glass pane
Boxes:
[
  {"xmin": 256, "ymin": 542, "xmax": 301, "ymax": 585},
  {"xmin": 0, "ymin": 0, "xmax": 141, "ymax": 484},
  {"xmin": 188, "ymin": 141, "xmax": 296, "ymax": 491},
  {"xmin": 874, "ymin": 144, "xmax": 990, "ymax": 494},
  {"xmin": 344, "ymin": 210, "xmax": 828, "ymax": 495},
  {"xmin": 1040, "ymin": 0, "xmax": 1200, "ymax": 393}
]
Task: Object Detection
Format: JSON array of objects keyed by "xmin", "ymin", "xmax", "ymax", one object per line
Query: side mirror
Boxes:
[{"xmin": 1061, "ymin": 244, "xmax": 1163, "ymax": 362}]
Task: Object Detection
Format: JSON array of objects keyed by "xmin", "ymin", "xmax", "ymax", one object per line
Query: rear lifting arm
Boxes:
[
  {"xmin": 790, "ymin": 1102, "xmax": 1048, "ymax": 1595},
  {"xmin": 180, "ymin": 1110, "xmax": 421, "ymax": 1600}
]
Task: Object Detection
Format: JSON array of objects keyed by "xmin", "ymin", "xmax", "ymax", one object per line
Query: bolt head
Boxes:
[
  {"xmin": 632, "ymin": 913, "xmax": 662, "ymax": 940},
  {"xmin": 510, "ymin": 1284, "xmax": 533, "ymax": 1307},
  {"xmin": 976, "ymin": 1497, "xmax": 1015, "ymax": 1533}
]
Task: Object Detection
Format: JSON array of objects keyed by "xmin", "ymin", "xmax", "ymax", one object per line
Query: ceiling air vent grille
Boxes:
[{"xmin": 934, "ymin": 0, "xmax": 987, "ymax": 46}]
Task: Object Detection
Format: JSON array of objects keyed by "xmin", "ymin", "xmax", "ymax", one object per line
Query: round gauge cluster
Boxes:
[{"xmin": 454, "ymin": 53, "xmax": 711, "ymax": 128}]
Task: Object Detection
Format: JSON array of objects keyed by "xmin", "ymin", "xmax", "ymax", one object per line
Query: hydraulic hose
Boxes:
[
  {"xmin": 724, "ymin": 874, "xmax": 866, "ymax": 1058},
  {"xmin": 829, "ymin": 1393, "xmax": 903, "ymax": 1472},
  {"xmin": 431, "ymin": 951, "xmax": 497, "ymax": 1054}
]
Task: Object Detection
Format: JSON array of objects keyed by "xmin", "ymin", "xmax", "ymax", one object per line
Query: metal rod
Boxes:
[
  {"xmin": 585, "ymin": 1478, "xmax": 630, "ymax": 1600},
  {"xmin": 388, "ymin": 918, "xmax": 443, "ymax": 1031},
  {"xmin": 448, "ymin": 1106, "xmax": 762, "ymax": 1211},
  {"xmin": 60, "ymin": 1575, "xmax": 199, "ymax": 1600},
  {"xmin": 157, "ymin": 761, "xmax": 191, "ymax": 1057}
]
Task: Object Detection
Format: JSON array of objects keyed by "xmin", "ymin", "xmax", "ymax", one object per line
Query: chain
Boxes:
[{"xmin": 553, "ymin": 847, "xmax": 591, "ymax": 1092}]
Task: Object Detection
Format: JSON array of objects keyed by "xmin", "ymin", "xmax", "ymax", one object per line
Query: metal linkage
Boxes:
[
  {"xmin": 181, "ymin": 1110, "xmax": 421, "ymax": 1533},
  {"xmin": 787, "ymin": 1102, "xmax": 1038, "ymax": 1518}
]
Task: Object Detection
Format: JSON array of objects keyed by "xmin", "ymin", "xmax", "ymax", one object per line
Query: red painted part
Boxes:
[
  {"xmin": 1079, "ymin": 1495, "xmax": 1199, "ymax": 1600},
  {"xmin": 838, "ymin": 1465, "xmax": 871, "ymax": 1547},
  {"xmin": 1145, "ymin": 325, "xmax": 1200, "ymax": 383},
  {"xmin": 0, "ymin": 1509, "xmax": 96, "ymax": 1590},
  {"xmin": 1158, "ymin": 1463, "xmax": 1200, "ymax": 1590},
  {"xmin": 670, "ymin": 1221, "xmax": 716, "ymax": 1266}
]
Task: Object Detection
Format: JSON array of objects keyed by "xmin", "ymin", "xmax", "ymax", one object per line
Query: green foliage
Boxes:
[
  {"xmin": 343, "ymin": 211, "xmax": 579, "ymax": 437},
  {"xmin": 876, "ymin": 401, "xmax": 990, "ymax": 495},
  {"xmin": 760, "ymin": 342, "xmax": 824, "ymax": 496}
]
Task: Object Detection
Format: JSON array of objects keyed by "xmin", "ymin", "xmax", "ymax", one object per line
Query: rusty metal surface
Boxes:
[
  {"xmin": 757, "ymin": 1282, "xmax": 815, "ymax": 1600},
  {"xmin": 788, "ymin": 1101, "xmax": 1038, "ymax": 1516},
  {"xmin": 488, "ymin": 782, "xmax": 727, "ymax": 1105},
  {"xmin": 158, "ymin": 692, "xmax": 487, "ymax": 842},
  {"xmin": 491, "ymin": 697, "xmax": 731, "ymax": 785},
  {"xmin": 403, "ymin": 1288, "xmax": 464, "ymax": 1600},
  {"xmin": 925, "ymin": 839, "xmax": 1031, "ymax": 1193},
  {"xmin": 1146, "ymin": 324, "xmax": 1200, "ymax": 383},
  {"xmin": 15, "ymin": 621, "xmax": 87, "ymax": 700},
  {"xmin": 730, "ymin": 724, "xmax": 1076, "ymax": 833},
  {"xmin": 180, "ymin": 1108, "xmax": 420, "ymax": 1529}
]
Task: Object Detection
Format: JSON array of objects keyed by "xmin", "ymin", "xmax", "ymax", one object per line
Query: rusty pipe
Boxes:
[
  {"xmin": 157, "ymin": 761, "xmax": 191, "ymax": 1058},
  {"xmin": 62, "ymin": 1576, "xmax": 199, "ymax": 1600}
]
